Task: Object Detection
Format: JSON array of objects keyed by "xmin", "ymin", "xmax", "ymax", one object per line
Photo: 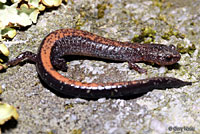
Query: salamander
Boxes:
[{"xmin": 4, "ymin": 29, "xmax": 191, "ymax": 98}]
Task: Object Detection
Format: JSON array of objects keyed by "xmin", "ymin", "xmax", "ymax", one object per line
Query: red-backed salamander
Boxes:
[{"xmin": 4, "ymin": 29, "xmax": 191, "ymax": 98}]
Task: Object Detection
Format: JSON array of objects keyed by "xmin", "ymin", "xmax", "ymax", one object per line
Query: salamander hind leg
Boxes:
[
  {"xmin": 128, "ymin": 61, "xmax": 147, "ymax": 74},
  {"xmin": 51, "ymin": 57, "xmax": 68, "ymax": 71},
  {"xmin": 6, "ymin": 51, "xmax": 37, "ymax": 67}
]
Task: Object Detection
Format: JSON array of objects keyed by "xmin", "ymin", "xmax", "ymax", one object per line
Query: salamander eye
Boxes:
[{"xmin": 169, "ymin": 44, "xmax": 176, "ymax": 50}]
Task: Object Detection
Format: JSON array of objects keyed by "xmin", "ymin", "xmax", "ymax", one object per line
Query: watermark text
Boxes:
[{"xmin": 168, "ymin": 126, "xmax": 195, "ymax": 132}]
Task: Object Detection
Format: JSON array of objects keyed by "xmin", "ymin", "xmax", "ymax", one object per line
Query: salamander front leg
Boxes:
[{"xmin": 128, "ymin": 62, "xmax": 147, "ymax": 74}]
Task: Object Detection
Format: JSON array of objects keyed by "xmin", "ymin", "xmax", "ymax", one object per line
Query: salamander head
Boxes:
[{"xmin": 143, "ymin": 44, "xmax": 181, "ymax": 65}]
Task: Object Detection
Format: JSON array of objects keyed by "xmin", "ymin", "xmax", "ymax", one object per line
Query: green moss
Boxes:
[
  {"xmin": 47, "ymin": 131, "xmax": 55, "ymax": 134},
  {"xmin": 144, "ymin": 38, "xmax": 153, "ymax": 43},
  {"xmin": 132, "ymin": 18, "xmax": 140, "ymax": 25},
  {"xmin": 0, "ymin": 86, "xmax": 2, "ymax": 94},
  {"xmin": 97, "ymin": 2, "xmax": 112, "ymax": 19},
  {"xmin": 72, "ymin": 129, "xmax": 82, "ymax": 134},
  {"xmin": 177, "ymin": 43, "xmax": 196, "ymax": 55},
  {"xmin": 97, "ymin": 3, "xmax": 106, "ymax": 19},
  {"xmin": 75, "ymin": 17, "xmax": 86, "ymax": 29},
  {"xmin": 152, "ymin": 0, "xmax": 172, "ymax": 10},
  {"xmin": 157, "ymin": 14, "xmax": 167, "ymax": 22},
  {"xmin": 161, "ymin": 28, "xmax": 185, "ymax": 40},
  {"xmin": 197, "ymin": 50, "xmax": 200, "ymax": 58},
  {"xmin": 132, "ymin": 26, "xmax": 156, "ymax": 43},
  {"xmin": 64, "ymin": 104, "xmax": 73, "ymax": 110},
  {"xmin": 152, "ymin": 0, "xmax": 163, "ymax": 9}
]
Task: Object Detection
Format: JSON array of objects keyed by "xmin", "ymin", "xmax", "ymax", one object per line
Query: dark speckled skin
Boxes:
[
  {"xmin": 50, "ymin": 32, "xmax": 181, "ymax": 73},
  {"xmin": 6, "ymin": 29, "xmax": 191, "ymax": 98},
  {"xmin": 51, "ymin": 36, "xmax": 181, "ymax": 71}
]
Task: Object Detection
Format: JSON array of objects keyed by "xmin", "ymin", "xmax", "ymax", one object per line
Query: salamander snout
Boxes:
[
  {"xmin": 155, "ymin": 44, "xmax": 181, "ymax": 65},
  {"xmin": 161, "ymin": 53, "xmax": 181, "ymax": 65},
  {"xmin": 143, "ymin": 44, "xmax": 181, "ymax": 66}
]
